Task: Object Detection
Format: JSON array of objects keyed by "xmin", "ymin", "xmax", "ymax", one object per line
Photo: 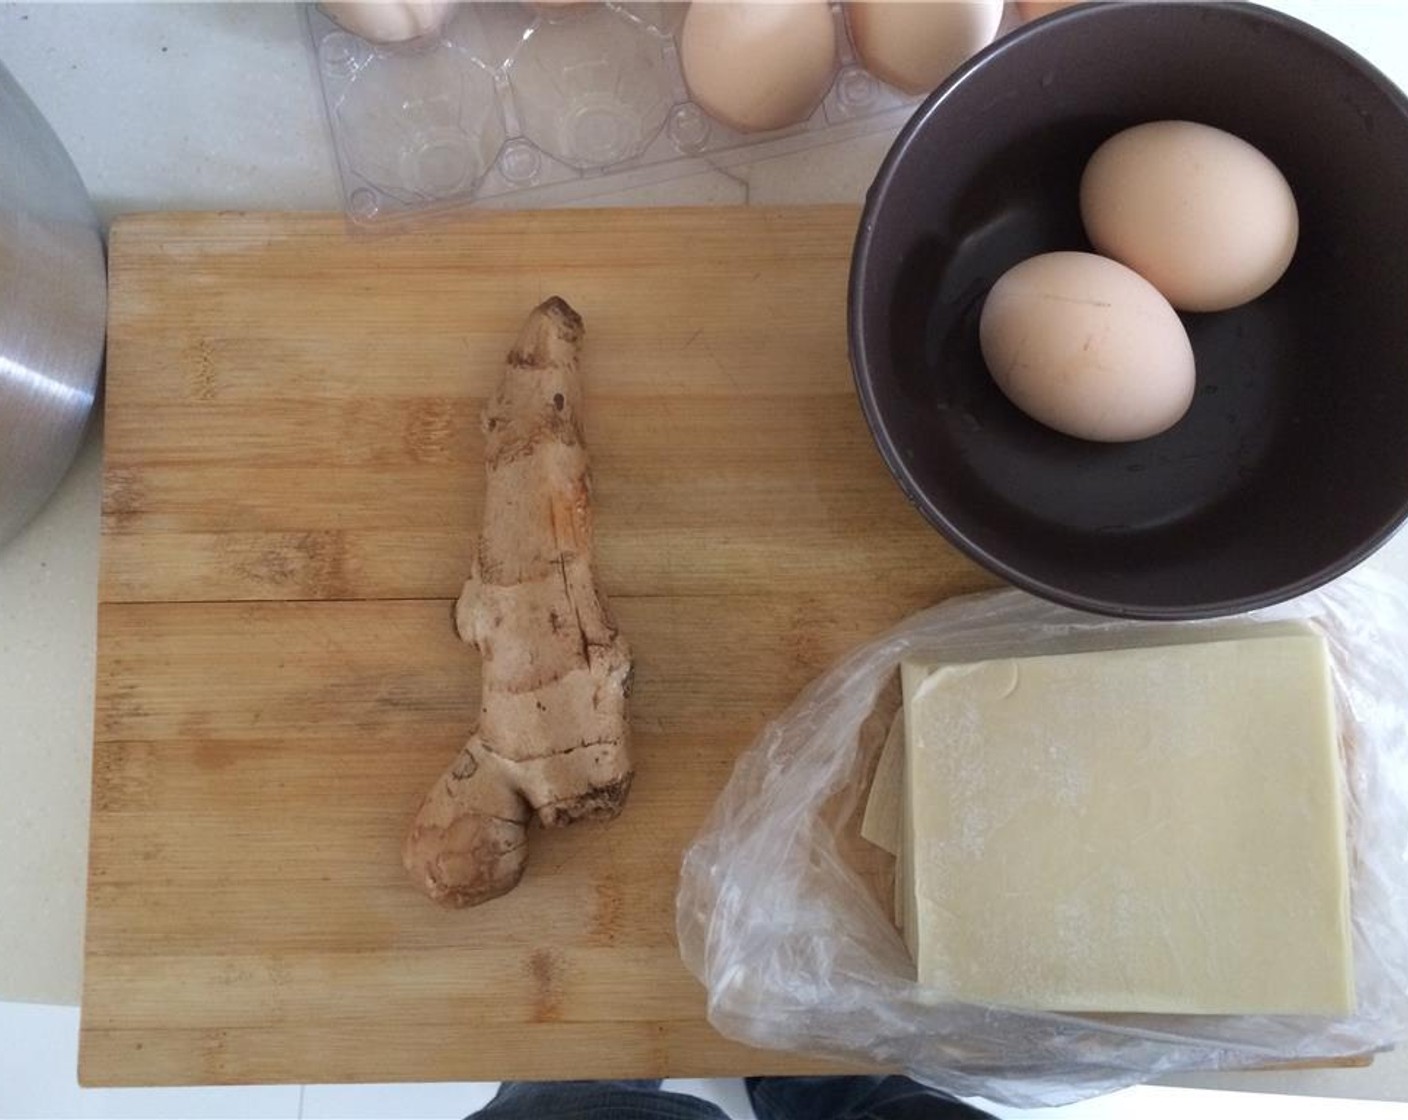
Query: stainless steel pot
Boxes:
[{"xmin": 0, "ymin": 60, "xmax": 105, "ymax": 547}]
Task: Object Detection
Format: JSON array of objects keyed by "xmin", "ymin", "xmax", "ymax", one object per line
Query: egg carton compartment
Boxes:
[{"xmin": 307, "ymin": 2, "xmax": 927, "ymax": 223}]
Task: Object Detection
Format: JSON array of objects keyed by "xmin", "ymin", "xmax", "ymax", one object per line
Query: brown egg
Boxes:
[
  {"xmin": 680, "ymin": 1, "xmax": 837, "ymax": 133},
  {"xmin": 1017, "ymin": 1, "xmax": 1080, "ymax": 20},
  {"xmin": 846, "ymin": 1, "xmax": 1003, "ymax": 95},
  {"xmin": 1081, "ymin": 120, "xmax": 1299, "ymax": 312},
  {"xmin": 320, "ymin": 1, "xmax": 455, "ymax": 42},
  {"xmin": 980, "ymin": 252, "xmax": 1196, "ymax": 443}
]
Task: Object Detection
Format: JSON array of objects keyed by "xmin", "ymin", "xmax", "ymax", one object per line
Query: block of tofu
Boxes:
[{"xmin": 901, "ymin": 629, "xmax": 1354, "ymax": 1015}]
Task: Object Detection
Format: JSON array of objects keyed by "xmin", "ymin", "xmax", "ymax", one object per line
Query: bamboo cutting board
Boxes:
[{"xmin": 81, "ymin": 207, "xmax": 997, "ymax": 1087}]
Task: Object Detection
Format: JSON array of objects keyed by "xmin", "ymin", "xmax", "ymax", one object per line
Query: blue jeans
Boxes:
[{"xmin": 469, "ymin": 1077, "xmax": 994, "ymax": 1119}]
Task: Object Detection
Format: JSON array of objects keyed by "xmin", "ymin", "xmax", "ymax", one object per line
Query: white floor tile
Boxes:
[
  {"xmin": 1163, "ymin": 1044, "xmax": 1408, "ymax": 1103},
  {"xmin": 559, "ymin": 170, "xmax": 748, "ymax": 210},
  {"xmin": 0, "ymin": 1003, "xmax": 300, "ymax": 1118},
  {"xmin": 740, "ymin": 130, "xmax": 897, "ymax": 207},
  {"xmin": 301, "ymin": 1080, "xmax": 498, "ymax": 1119},
  {"xmin": 0, "ymin": 425, "xmax": 101, "ymax": 1007},
  {"xmin": 978, "ymin": 1084, "xmax": 1408, "ymax": 1118},
  {"xmin": 663, "ymin": 1078, "xmax": 757, "ymax": 1119},
  {"xmin": 474, "ymin": 168, "xmax": 748, "ymax": 211}
]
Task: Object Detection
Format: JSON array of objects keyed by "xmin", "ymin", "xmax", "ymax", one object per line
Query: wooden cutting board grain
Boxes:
[{"xmin": 80, "ymin": 207, "xmax": 998, "ymax": 1087}]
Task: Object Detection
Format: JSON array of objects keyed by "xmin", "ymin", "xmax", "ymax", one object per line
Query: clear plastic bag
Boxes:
[{"xmin": 676, "ymin": 568, "xmax": 1408, "ymax": 1107}]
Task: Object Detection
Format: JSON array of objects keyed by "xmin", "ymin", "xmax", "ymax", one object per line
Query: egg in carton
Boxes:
[{"xmin": 307, "ymin": 1, "xmax": 1024, "ymax": 225}]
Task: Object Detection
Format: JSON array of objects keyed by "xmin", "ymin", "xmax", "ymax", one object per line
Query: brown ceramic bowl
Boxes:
[{"xmin": 849, "ymin": 1, "xmax": 1408, "ymax": 619}]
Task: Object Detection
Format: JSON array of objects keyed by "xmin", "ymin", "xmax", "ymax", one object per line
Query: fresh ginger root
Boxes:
[{"xmin": 403, "ymin": 297, "xmax": 634, "ymax": 907}]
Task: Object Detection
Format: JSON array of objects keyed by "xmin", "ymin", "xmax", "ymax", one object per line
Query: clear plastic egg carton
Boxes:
[{"xmin": 306, "ymin": 2, "xmax": 922, "ymax": 224}]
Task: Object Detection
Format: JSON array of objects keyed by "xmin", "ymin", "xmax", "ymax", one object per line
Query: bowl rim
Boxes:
[{"xmin": 848, "ymin": 0, "xmax": 1408, "ymax": 621}]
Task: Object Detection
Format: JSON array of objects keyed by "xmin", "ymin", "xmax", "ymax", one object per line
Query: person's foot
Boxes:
[
  {"xmin": 745, "ymin": 1076, "xmax": 995, "ymax": 1120},
  {"xmin": 469, "ymin": 1079, "xmax": 730, "ymax": 1120}
]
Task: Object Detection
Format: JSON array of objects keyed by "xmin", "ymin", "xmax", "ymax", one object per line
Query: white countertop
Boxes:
[{"xmin": 3, "ymin": 0, "xmax": 1408, "ymax": 1109}]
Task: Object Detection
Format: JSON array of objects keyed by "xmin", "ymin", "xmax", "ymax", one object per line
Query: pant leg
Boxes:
[
  {"xmin": 746, "ymin": 1076, "xmax": 995, "ymax": 1120},
  {"xmin": 469, "ymin": 1079, "xmax": 733, "ymax": 1120}
]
